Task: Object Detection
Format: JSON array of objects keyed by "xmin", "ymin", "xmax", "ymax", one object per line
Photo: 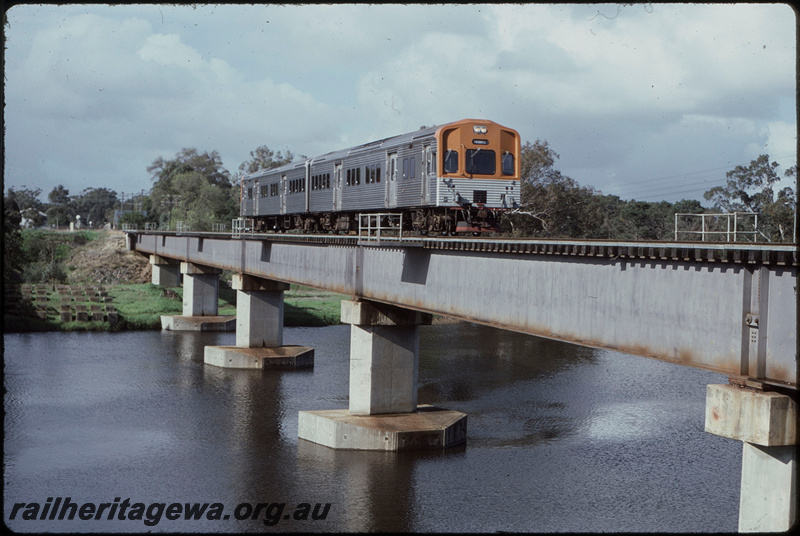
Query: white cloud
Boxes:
[{"xmin": 3, "ymin": 3, "xmax": 796, "ymax": 203}]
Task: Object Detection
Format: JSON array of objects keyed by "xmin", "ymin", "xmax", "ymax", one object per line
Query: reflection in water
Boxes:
[{"xmin": 4, "ymin": 324, "xmax": 740, "ymax": 532}]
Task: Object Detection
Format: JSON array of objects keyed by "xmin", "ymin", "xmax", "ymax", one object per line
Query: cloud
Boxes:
[{"xmin": 3, "ymin": 3, "xmax": 796, "ymax": 203}]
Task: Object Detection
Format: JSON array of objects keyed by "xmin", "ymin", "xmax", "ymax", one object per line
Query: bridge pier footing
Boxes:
[
  {"xmin": 704, "ymin": 383, "xmax": 797, "ymax": 532},
  {"xmin": 298, "ymin": 300, "xmax": 467, "ymax": 450},
  {"xmin": 161, "ymin": 262, "xmax": 234, "ymax": 331},
  {"xmin": 204, "ymin": 275, "xmax": 313, "ymax": 369}
]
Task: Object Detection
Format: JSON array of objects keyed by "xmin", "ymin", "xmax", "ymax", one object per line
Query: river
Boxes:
[{"xmin": 4, "ymin": 323, "xmax": 740, "ymax": 532}]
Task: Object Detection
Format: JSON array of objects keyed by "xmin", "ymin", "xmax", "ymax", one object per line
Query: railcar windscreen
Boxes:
[
  {"xmin": 465, "ymin": 149, "xmax": 495, "ymax": 175},
  {"xmin": 444, "ymin": 150, "xmax": 459, "ymax": 173},
  {"xmin": 502, "ymin": 152, "xmax": 515, "ymax": 176}
]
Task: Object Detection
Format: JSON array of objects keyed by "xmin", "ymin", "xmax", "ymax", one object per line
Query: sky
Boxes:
[{"xmin": 3, "ymin": 3, "xmax": 797, "ymax": 204}]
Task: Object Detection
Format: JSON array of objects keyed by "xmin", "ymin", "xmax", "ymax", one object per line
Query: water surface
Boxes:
[{"xmin": 4, "ymin": 324, "xmax": 740, "ymax": 532}]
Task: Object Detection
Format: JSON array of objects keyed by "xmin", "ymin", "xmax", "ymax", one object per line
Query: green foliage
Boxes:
[
  {"xmin": 506, "ymin": 144, "xmax": 795, "ymax": 242},
  {"xmin": 237, "ymin": 145, "xmax": 296, "ymax": 175},
  {"xmin": 6, "ymin": 187, "xmax": 46, "ymax": 227},
  {"xmin": 17, "ymin": 229, "xmax": 97, "ymax": 284},
  {"xmin": 704, "ymin": 155, "xmax": 796, "ymax": 242},
  {"xmin": 148, "ymin": 148, "xmax": 236, "ymax": 230},
  {"xmin": 507, "ymin": 140, "xmax": 599, "ymax": 237},
  {"xmin": 4, "ymin": 195, "xmax": 25, "ymax": 282},
  {"xmin": 118, "ymin": 210, "xmax": 149, "ymax": 229},
  {"xmin": 71, "ymin": 187, "xmax": 118, "ymax": 226}
]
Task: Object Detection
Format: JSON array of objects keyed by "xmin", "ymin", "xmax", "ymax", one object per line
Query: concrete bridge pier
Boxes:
[
  {"xmin": 160, "ymin": 262, "xmax": 235, "ymax": 331},
  {"xmin": 204, "ymin": 274, "xmax": 313, "ymax": 369},
  {"xmin": 705, "ymin": 383, "xmax": 797, "ymax": 532},
  {"xmin": 149, "ymin": 255, "xmax": 181, "ymax": 287},
  {"xmin": 298, "ymin": 300, "xmax": 467, "ymax": 451}
]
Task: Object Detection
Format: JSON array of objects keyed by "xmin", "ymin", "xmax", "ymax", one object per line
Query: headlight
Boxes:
[{"xmin": 473, "ymin": 125, "xmax": 487, "ymax": 134}]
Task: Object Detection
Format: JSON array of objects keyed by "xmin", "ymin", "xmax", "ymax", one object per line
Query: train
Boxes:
[{"xmin": 240, "ymin": 119, "xmax": 521, "ymax": 235}]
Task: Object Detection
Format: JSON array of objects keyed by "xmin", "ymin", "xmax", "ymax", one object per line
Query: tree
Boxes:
[
  {"xmin": 617, "ymin": 200, "xmax": 674, "ymax": 240},
  {"xmin": 46, "ymin": 185, "xmax": 73, "ymax": 228},
  {"xmin": 166, "ymin": 171, "xmax": 238, "ymax": 231},
  {"xmin": 238, "ymin": 146, "xmax": 296, "ymax": 175},
  {"xmin": 148, "ymin": 149, "xmax": 235, "ymax": 230},
  {"xmin": 71, "ymin": 187, "xmax": 118, "ymax": 227},
  {"xmin": 703, "ymin": 155, "xmax": 796, "ymax": 241},
  {"xmin": 149, "ymin": 148, "xmax": 231, "ymax": 188},
  {"xmin": 6, "ymin": 187, "xmax": 46, "ymax": 227},
  {"xmin": 505, "ymin": 139, "xmax": 598, "ymax": 237},
  {"xmin": 4, "ymin": 194, "xmax": 24, "ymax": 282}
]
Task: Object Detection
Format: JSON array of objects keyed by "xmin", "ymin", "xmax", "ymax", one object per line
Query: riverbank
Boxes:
[
  {"xmin": 4, "ymin": 229, "xmax": 458, "ymax": 333},
  {"xmin": 3, "ymin": 282, "xmax": 345, "ymax": 332}
]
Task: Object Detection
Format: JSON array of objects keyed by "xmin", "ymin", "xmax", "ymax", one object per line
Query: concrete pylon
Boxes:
[
  {"xmin": 160, "ymin": 262, "xmax": 234, "ymax": 331},
  {"xmin": 149, "ymin": 255, "xmax": 181, "ymax": 287},
  {"xmin": 203, "ymin": 274, "xmax": 313, "ymax": 369},
  {"xmin": 297, "ymin": 299, "xmax": 467, "ymax": 451},
  {"xmin": 342, "ymin": 300, "xmax": 428, "ymax": 415},
  {"xmin": 181, "ymin": 262, "xmax": 221, "ymax": 316},
  {"xmin": 705, "ymin": 383, "xmax": 797, "ymax": 532}
]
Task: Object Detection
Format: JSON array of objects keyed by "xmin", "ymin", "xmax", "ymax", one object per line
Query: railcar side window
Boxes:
[
  {"xmin": 402, "ymin": 157, "xmax": 416, "ymax": 179},
  {"xmin": 326, "ymin": 173, "xmax": 330, "ymax": 189},
  {"xmin": 376, "ymin": 165, "xmax": 381, "ymax": 182},
  {"xmin": 444, "ymin": 150, "xmax": 458, "ymax": 173},
  {"xmin": 465, "ymin": 149, "xmax": 495, "ymax": 175},
  {"xmin": 247, "ymin": 187, "xmax": 253, "ymax": 199},
  {"xmin": 502, "ymin": 152, "xmax": 515, "ymax": 176}
]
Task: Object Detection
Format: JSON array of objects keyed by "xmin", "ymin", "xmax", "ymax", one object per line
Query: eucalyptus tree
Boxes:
[{"xmin": 147, "ymin": 148, "xmax": 236, "ymax": 230}]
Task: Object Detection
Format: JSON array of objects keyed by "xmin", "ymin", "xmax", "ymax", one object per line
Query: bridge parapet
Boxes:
[
  {"xmin": 128, "ymin": 230, "xmax": 797, "ymax": 265},
  {"xmin": 126, "ymin": 231, "xmax": 797, "ymax": 387}
]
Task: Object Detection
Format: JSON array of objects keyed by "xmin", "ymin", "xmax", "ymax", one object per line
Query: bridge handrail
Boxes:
[{"xmin": 358, "ymin": 213, "xmax": 406, "ymax": 245}]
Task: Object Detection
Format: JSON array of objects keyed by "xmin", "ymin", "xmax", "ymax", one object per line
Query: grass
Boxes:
[{"xmin": 3, "ymin": 283, "xmax": 347, "ymax": 332}]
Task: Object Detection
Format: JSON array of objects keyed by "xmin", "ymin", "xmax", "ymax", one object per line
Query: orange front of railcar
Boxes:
[{"xmin": 435, "ymin": 119, "xmax": 521, "ymax": 181}]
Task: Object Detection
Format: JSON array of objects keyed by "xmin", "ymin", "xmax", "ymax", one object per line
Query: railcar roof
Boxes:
[{"xmin": 243, "ymin": 123, "xmax": 442, "ymax": 180}]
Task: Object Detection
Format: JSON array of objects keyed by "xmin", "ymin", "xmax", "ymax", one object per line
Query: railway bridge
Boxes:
[{"xmin": 125, "ymin": 230, "xmax": 797, "ymax": 532}]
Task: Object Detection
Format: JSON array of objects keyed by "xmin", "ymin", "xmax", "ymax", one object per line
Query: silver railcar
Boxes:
[{"xmin": 241, "ymin": 119, "xmax": 520, "ymax": 234}]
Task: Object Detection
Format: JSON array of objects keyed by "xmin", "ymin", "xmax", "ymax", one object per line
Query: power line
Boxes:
[{"xmin": 602, "ymin": 153, "xmax": 797, "ymax": 200}]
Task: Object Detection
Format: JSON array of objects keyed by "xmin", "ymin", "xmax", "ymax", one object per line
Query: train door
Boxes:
[
  {"xmin": 333, "ymin": 163, "xmax": 343, "ymax": 211},
  {"xmin": 254, "ymin": 181, "xmax": 259, "ymax": 215},
  {"xmin": 386, "ymin": 152, "xmax": 398, "ymax": 208},
  {"xmin": 280, "ymin": 174, "xmax": 287, "ymax": 214},
  {"xmin": 423, "ymin": 146, "xmax": 433, "ymax": 204},
  {"xmin": 304, "ymin": 161, "xmax": 311, "ymax": 212}
]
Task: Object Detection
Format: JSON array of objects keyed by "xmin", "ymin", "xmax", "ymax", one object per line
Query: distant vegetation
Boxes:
[
  {"xmin": 4, "ymin": 141, "xmax": 796, "ymax": 285},
  {"xmin": 506, "ymin": 142, "xmax": 796, "ymax": 242},
  {"xmin": 3, "ymin": 138, "xmax": 794, "ymax": 333}
]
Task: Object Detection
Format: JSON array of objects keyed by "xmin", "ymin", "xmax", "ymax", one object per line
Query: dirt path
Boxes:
[{"xmin": 66, "ymin": 231, "xmax": 151, "ymax": 285}]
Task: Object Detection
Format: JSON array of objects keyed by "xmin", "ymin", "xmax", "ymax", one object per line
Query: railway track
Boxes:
[{"xmin": 129, "ymin": 229, "xmax": 797, "ymax": 266}]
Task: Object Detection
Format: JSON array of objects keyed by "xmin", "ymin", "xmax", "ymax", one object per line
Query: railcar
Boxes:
[{"xmin": 240, "ymin": 119, "xmax": 521, "ymax": 235}]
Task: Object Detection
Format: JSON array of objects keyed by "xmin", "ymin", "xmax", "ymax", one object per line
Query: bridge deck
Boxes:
[{"xmin": 128, "ymin": 232, "xmax": 797, "ymax": 387}]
